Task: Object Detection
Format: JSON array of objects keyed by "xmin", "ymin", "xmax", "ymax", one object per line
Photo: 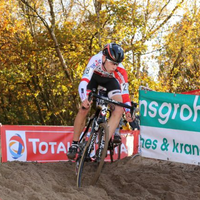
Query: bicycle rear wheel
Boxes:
[
  {"xmin": 108, "ymin": 140, "xmax": 121, "ymax": 163},
  {"xmin": 76, "ymin": 122, "xmax": 109, "ymax": 187}
]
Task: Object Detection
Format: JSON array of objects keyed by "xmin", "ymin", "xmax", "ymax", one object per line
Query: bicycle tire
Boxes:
[
  {"xmin": 117, "ymin": 143, "xmax": 121, "ymax": 160},
  {"xmin": 108, "ymin": 139, "xmax": 114, "ymax": 163},
  {"xmin": 91, "ymin": 122, "xmax": 109, "ymax": 185},
  {"xmin": 76, "ymin": 122, "xmax": 109, "ymax": 187},
  {"xmin": 76, "ymin": 128, "xmax": 93, "ymax": 187},
  {"xmin": 108, "ymin": 140, "xmax": 121, "ymax": 163}
]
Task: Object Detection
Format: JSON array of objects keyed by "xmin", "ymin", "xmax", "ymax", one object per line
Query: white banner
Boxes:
[
  {"xmin": 139, "ymin": 90, "xmax": 200, "ymax": 165},
  {"xmin": 140, "ymin": 126, "xmax": 200, "ymax": 165}
]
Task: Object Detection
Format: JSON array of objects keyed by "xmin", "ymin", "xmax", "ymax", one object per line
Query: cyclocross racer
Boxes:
[{"xmin": 67, "ymin": 43, "xmax": 133, "ymax": 159}]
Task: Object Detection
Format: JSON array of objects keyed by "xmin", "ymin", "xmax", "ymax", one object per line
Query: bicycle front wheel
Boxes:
[
  {"xmin": 76, "ymin": 122, "xmax": 109, "ymax": 187},
  {"xmin": 91, "ymin": 122, "xmax": 109, "ymax": 185}
]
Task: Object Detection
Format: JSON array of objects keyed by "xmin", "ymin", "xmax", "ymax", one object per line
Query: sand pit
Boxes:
[{"xmin": 1, "ymin": 150, "xmax": 200, "ymax": 200}]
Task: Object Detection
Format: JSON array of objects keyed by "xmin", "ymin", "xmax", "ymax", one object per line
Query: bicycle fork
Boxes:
[
  {"xmin": 87, "ymin": 131, "xmax": 97, "ymax": 158},
  {"xmin": 88, "ymin": 122, "xmax": 105, "ymax": 161}
]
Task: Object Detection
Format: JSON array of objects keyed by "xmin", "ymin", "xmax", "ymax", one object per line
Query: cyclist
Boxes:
[{"xmin": 67, "ymin": 43, "xmax": 134, "ymax": 159}]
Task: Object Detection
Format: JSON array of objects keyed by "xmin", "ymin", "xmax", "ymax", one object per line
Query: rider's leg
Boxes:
[
  {"xmin": 73, "ymin": 107, "xmax": 89, "ymax": 141},
  {"xmin": 107, "ymin": 94, "xmax": 124, "ymax": 139},
  {"xmin": 113, "ymin": 119, "xmax": 122, "ymax": 143},
  {"xmin": 67, "ymin": 107, "xmax": 90, "ymax": 159}
]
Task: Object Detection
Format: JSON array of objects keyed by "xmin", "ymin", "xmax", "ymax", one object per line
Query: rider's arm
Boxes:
[
  {"xmin": 115, "ymin": 64, "xmax": 131, "ymax": 113},
  {"xmin": 78, "ymin": 56, "xmax": 98, "ymax": 102}
]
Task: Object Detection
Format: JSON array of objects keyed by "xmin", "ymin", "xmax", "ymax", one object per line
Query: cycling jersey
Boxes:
[{"xmin": 78, "ymin": 51, "xmax": 131, "ymax": 112}]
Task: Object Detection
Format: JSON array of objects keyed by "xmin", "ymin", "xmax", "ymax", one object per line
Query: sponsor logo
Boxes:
[{"xmin": 9, "ymin": 134, "xmax": 25, "ymax": 159}]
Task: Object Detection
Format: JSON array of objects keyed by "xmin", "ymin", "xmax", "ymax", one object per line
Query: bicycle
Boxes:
[{"xmin": 75, "ymin": 89, "xmax": 135, "ymax": 187}]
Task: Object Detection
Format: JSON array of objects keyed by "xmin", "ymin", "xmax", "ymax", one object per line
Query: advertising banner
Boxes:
[
  {"xmin": 182, "ymin": 89, "xmax": 200, "ymax": 95},
  {"xmin": 1, "ymin": 125, "xmax": 139, "ymax": 163},
  {"xmin": 139, "ymin": 90, "xmax": 200, "ymax": 165},
  {"xmin": 1, "ymin": 126, "xmax": 73, "ymax": 162}
]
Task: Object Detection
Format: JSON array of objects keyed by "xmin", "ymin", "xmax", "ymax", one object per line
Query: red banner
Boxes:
[
  {"xmin": 182, "ymin": 89, "xmax": 200, "ymax": 95},
  {"xmin": 0, "ymin": 125, "xmax": 139, "ymax": 163}
]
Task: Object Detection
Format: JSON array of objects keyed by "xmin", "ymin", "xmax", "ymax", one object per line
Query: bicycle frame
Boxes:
[
  {"xmin": 77, "ymin": 95, "xmax": 109, "ymax": 160},
  {"xmin": 76, "ymin": 89, "xmax": 136, "ymax": 187},
  {"xmin": 77, "ymin": 89, "xmax": 135, "ymax": 160}
]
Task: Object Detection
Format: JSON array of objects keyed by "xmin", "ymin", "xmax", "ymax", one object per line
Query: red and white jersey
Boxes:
[{"xmin": 78, "ymin": 51, "xmax": 131, "ymax": 109}]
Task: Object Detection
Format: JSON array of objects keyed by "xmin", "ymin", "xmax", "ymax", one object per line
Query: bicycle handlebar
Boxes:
[{"xmin": 88, "ymin": 89, "xmax": 136, "ymax": 117}]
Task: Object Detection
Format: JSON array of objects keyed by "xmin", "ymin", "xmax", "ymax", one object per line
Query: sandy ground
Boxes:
[{"xmin": 1, "ymin": 137, "xmax": 200, "ymax": 200}]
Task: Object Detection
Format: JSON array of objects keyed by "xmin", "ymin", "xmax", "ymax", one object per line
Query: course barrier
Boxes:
[{"xmin": 0, "ymin": 125, "xmax": 139, "ymax": 163}]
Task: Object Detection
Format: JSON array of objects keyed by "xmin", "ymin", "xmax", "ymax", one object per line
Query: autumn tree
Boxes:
[
  {"xmin": 0, "ymin": 0, "xmax": 188, "ymax": 125},
  {"xmin": 157, "ymin": 2, "xmax": 200, "ymax": 93}
]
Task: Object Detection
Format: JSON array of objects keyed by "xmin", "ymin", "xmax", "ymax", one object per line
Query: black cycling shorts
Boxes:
[{"xmin": 87, "ymin": 73, "xmax": 121, "ymax": 95}]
